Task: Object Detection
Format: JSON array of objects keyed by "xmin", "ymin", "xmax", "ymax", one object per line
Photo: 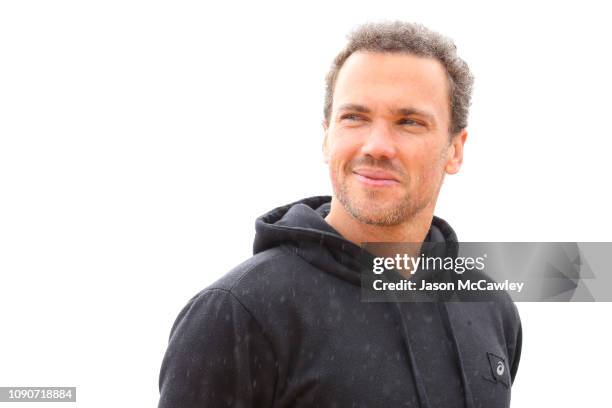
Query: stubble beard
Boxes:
[{"xmin": 332, "ymin": 170, "xmax": 430, "ymax": 227}]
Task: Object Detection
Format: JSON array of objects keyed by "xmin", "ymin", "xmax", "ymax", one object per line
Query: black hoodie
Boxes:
[{"xmin": 158, "ymin": 196, "xmax": 522, "ymax": 408}]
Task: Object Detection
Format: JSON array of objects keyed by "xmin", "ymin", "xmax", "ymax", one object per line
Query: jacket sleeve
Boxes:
[
  {"xmin": 158, "ymin": 288, "xmax": 277, "ymax": 408},
  {"xmin": 508, "ymin": 304, "xmax": 522, "ymax": 385}
]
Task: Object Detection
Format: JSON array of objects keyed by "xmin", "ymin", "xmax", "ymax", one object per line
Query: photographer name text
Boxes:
[{"xmin": 373, "ymin": 279, "xmax": 525, "ymax": 293}]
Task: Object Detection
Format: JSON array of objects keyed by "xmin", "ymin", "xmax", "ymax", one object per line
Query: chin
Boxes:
[{"xmin": 344, "ymin": 194, "xmax": 409, "ymax": 226}]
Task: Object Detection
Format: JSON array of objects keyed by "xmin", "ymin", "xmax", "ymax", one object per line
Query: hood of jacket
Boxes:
[{"xmin": 254, "ymin": 195, "xmax": 458, "ymax": 284}]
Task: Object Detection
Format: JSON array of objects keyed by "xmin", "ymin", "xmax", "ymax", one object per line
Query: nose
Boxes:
[{"xmin": 360, "ymin": 120, "xmax": 397, "ymax": 160}]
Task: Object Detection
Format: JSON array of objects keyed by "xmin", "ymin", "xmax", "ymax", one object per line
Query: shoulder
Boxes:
[
  {"xmin": 164, "ymin": 248, "xmax": 299, "ymax": 347},
  {"xmin": 206, "ymin": 245, "xmax": 312, "ymax": 297},
  {"xmin": 179, "ymin": 245, "xmax": 313, "ymax": 321}
]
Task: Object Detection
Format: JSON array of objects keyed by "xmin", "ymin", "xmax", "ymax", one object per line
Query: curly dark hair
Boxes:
[{"xmin": 324, "ymin": 21, "xmax": 474, "ymax": 135}]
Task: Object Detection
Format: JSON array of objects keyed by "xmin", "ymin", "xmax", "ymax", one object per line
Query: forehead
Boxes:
[{"xmin": 333, "ymin": 51, "xmax": 450, "ymax": 121}]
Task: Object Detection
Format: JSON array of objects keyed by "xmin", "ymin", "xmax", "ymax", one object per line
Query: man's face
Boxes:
[{"xmin": 323, "ymin": 51, "xmax": 466, "ymax": 226}]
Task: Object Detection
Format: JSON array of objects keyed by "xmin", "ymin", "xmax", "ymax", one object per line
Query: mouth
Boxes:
[{"xmin": 352, "ymin": 168, "xmax": 401, "ymax": 187}]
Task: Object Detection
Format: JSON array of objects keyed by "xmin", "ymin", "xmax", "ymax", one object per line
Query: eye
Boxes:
[
  {"xmin": 340, "ymin": 113, "xmax": 364, "ymax": 122},
  {"xmin": 397, "ymin": 118, "xmax": 423, "ymax": 126}
]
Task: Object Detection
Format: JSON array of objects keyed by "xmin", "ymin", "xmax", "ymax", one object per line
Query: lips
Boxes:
[{"xmin": 352, "ymin": 168, "xmax": 400, "ymax": 187}]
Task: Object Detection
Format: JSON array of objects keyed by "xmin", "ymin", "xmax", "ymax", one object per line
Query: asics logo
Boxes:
[{"xmin": 496, "ymin": 361, "xmax": 505, "ymax": 376}]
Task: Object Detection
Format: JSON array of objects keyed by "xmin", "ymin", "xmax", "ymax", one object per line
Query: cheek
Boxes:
[
  {"xmin": 327, "ymin": 139, "xmax": 358, "ymax": 172},
  {"xmin": 326, "ymin": 148, "xmax": 347, "ymax": 187},
  {"xmin": 401, "ymin": 142, "xmax": 447, "ymax": 182}
]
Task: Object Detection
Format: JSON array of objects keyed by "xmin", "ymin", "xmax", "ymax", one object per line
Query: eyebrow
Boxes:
[
  {"xmin": 337, "ymin": 103, "xmax": 437, "ymax": 125},
  {"xmin": 337, "ymin": 103, "xmax": 371, "ymax": 114}
]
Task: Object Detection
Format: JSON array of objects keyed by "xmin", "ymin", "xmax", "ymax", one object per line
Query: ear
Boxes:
[
  {"xmin": 445, "ymin": 129, "xmax": 467, "ymax": 175},
  {"xmin": 322, "ymin": 120, "xmax": 330, "ymax": 164}
]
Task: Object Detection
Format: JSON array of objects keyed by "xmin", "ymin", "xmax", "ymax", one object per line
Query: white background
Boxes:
[{"xmin": 1, "ymin": 1, "xmax": 611, "ymax": 407}]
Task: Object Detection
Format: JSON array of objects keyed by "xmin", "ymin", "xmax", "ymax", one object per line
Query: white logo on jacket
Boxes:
[{"xmin": 496, "ymin": 361, "xmax": 505, "ymax": 376}]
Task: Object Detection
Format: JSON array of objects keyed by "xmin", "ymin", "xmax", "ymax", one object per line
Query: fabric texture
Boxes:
[{"xmin": 158, "ymin": 196, "xmax": 522, "ymax": 408}]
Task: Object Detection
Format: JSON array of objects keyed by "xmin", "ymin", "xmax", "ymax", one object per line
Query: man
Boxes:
[{"xmin": 158, "ymin": 21, "xmax": 522, "ymax": 408}]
